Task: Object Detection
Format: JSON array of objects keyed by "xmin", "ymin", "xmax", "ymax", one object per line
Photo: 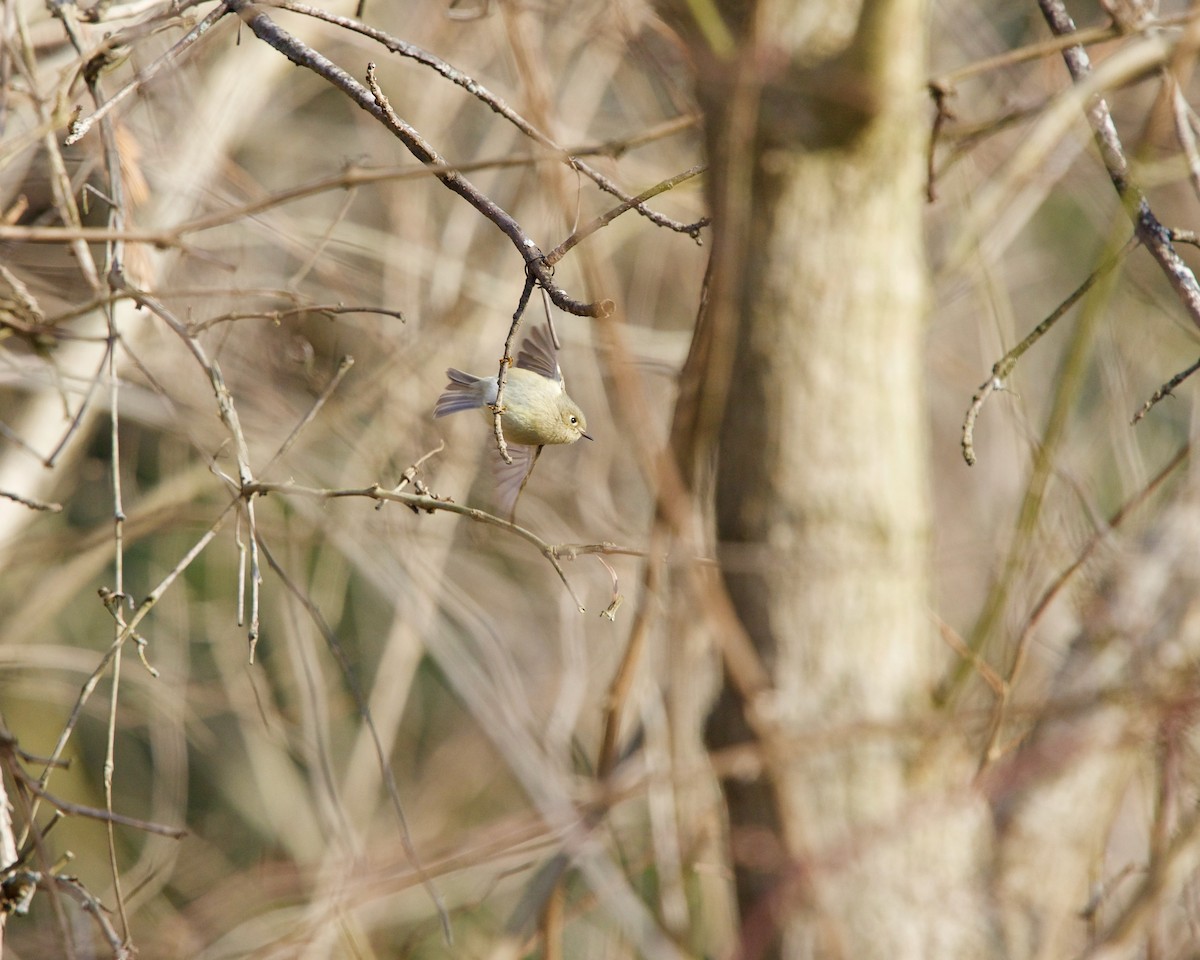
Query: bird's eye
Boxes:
[{"xmin": 569, "ymin": 416, "xmax": 578, "ymax": 424}]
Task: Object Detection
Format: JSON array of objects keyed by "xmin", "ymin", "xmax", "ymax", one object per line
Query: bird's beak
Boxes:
[{"xmin": 582, "ymin": 432, "xmax": 594, "ymax": 441}]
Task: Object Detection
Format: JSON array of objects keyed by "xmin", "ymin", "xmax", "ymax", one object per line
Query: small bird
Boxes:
[{"xmin": 435, "ymin": 323, "xmax": 591, "ymax": 518}]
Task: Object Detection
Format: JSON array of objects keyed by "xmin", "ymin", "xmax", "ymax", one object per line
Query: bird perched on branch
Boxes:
[{"xmin": 435, "ymin": 323, "xmax": 591, "ymax": 519}]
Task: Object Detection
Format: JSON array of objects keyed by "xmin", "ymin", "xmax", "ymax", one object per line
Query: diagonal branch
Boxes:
[
  {"xmin": 225, "ymin": 0, "xmax": 610, "ymax": 318},
  {"xmin": 1037, "ymin": 0, "xmax": 1200, "ymax": 328},
  {"xmin": 277, "ymin": 1, "xmax": 707, "ymax": 239}
]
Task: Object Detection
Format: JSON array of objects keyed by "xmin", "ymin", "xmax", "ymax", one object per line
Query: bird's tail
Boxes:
[{"xmin": 434, "ymin": 368, "xmax": 485, "ymax": 417}]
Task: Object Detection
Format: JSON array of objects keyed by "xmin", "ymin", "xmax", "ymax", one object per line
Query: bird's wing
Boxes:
[
  {"xmin": 491, "ymin": 443, "xmax": 542, "ymax": 522},
  {"xmin": 515, "ymin": 323, "xmax": 562, "ymax": 383}
]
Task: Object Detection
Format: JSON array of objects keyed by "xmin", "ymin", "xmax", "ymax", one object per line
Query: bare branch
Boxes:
[
  {"xmin": 253, "ymin": 534, "xmax": 454, "ymax": 945},
  {"xmin": 489, "ymin": 274, "xmax": 539, "ymax": 466},
  {"xmin": 243, "ymin": 478, "xmax": 587, "ymax": 611},
  {"xmin": 224, "ymin": 0, "xmax": 608, "ymax": 317},
  {"xmin": 1037, "ymin": 0, "xmax": 1200, "ymax": 328},
  {"xmin": 0, "ymin": 490, "xmax": 63, "ymax": 512},
  {"xmin": 2, "ymin": 742, "xmax": 186, "ymax": 839},
  {"xmin": 64, "ymin": 2, "xmax": 232, "ymax": 146},
  {"xmin": 1132, "ymin": 355, "xmax": 1200, "ymax": 423},
  {"xmin": 545, "ymin": 165, "xmax": 707, "ymax": 267},
  {"xmin": 962, "ymin": 235, "xmax": 1136, "ymax": 465},
  {"xmin": 976, "ymin": 442, "xmax": 1191, "ymax": 771},
  {"xmin": 277, "ymin": 1, "xmax": 705, "ymax": 238}
]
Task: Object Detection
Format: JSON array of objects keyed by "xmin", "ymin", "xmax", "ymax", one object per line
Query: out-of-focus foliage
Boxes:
[
  {"xmin": 0, "ymin": 1, "xmax": 708, "ymax": 955},
  {"xmin": 4, "ymin": 0, "xmax": 1200, "ymax": 956}
]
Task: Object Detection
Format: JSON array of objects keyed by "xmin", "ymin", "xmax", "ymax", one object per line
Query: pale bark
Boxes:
[
  {"xmin": 668, "ymin": 0, "xmax": 1200, "ymax": 954},
  {"xmin": 667, "ymin": 1, "xmax": 995, "ymax": 956}
]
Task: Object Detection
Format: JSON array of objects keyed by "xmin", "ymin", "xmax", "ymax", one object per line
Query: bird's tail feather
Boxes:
[{"xmin": 434, "ymin": 368, "xmax": 485, "ymax": 417}]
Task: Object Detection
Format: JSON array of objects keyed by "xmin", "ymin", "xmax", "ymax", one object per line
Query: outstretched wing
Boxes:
[
  {"xmin": 491, "ymin": 443, "xmax": 543, "ymax": 522},
  {"xmin": 515, "ymin": 324, "xmax": 562, "ymax": 383}
]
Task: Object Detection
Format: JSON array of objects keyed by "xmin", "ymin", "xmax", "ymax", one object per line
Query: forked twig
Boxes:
[
  {"xmin": 1037, "ymin": 0, "xmax": 1200, "ymax": 329},
  {"xmin": 225, "ymin": 0, "xmax": 609, "ymax": 317},
  {"xmin": 278, "ymin": 1, "xmax": 706, "ymax": 239}
]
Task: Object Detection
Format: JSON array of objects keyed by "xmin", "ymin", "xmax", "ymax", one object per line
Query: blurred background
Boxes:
[{"xmin": 2, "ymin": 0, "xmax": 1199, "ymax": 956}]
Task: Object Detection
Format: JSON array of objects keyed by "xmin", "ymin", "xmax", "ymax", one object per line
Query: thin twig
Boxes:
[
  {"xmin": 1132, "ymin": 355, "xmax": 1200, "ymax": 424},
  {"xmin": 223, "ymin": 2, "xmax": 608, "ymax": 317},
  {"xmin": 52, "ymin": 875, "xmax": 130, "ymax": 960},
  {"xmin": 253, "ymin": 536, "xmax": 454, "ymax": 945},
  {"xmin": 109, "ymin": 278, "xmax": 264, "ymax": 657},
  {"xmin": 926, "ymin": 81, "xmax": 954, "ymax": 201},
  {"xmin": 7, "ymin": 758, "xmax": 185, "ymax": 839},
  {"xmin": 0, "ymin": 142, "xmax": 697, "ymax": 252},
  {"xmin": 976, "ymin": 442, "xmax": 1190, "ymax": 771},
  {"xmin": 29, "ymin": 506, "xmax": 235, "ymax": 824},
  {"xmin": 263, "ymin": 355, "xmax": 355, "ymax": 472},
  {"xmin": 932, "ymin": 16, "xmax": 1175, "ymax": 90},
  {"xmin": 64, "ymin": 2, "xmax": 231, "ymax": 145},
  {"xmin": 491, "ymin": 275, "xmax": 539, "ymax": 466},
  {"xmin": 933, "ymin": 613, "xmax": 1005, "ymax": 695},
  {"xmin": 597, "ymin": 529, "xmax": 663, "ymax": 778},
  {"xmin": 93, "ymin": 61, "xmax": 137, "ymax": 932},
  {"xmin": 1037, "ymin": 0, "xmax": 1200, "ymax": 328},
  {"xmin": 0, "ymin": 224, "xmax": 182, "ymax": 245},
  {"xmin": 1169, "ymin": 77, "xmax": 1200, "ymax": 204},
  {"xmin": 1081, "ymin": 805, "xmax": 1200, "ymax": 960},
  {"xmin": 243, "ymin": 479, "xmax": 587, "ymax": 611},
  {"xmin": 0, "ymin": 490, "xmax": 62, "ymax": 512},
  {"xmin": 277, "ymin": 1, "xmax": 706, "ymax": 238},
  {"xmin": 386, "ymin": 440, "xmax": 446, "ymax": 502},
  {"xmin": 187, "ymin": 304, "xmax": 404, "ymax": 334},
  {"xmin": 549, "ymin": 542, "xmax": 651, "ymax": 560},
  {"xmin": 43, "ymin": 330, "xmax": 113, "ymax": 468},
  {"xmin": 962, "ymin": 235, "xmax": 1137, "ymax": 465},
  {"xmin": 544, "ymin": 165, "xmax": 706, "ymax": 267}
]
